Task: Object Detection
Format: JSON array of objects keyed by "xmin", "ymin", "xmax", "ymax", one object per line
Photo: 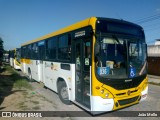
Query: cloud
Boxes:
[{"xmin": 155, "ymin": 8, "xmax": 160, "ymax": 13}]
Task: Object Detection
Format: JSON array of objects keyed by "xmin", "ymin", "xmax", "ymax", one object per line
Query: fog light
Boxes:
[
  {"xmin": 101, "ymin": 89, "xmax": 104, "ymax": 94},
  {"xmin": 96, "ymin": 86, "xmax": 100, "ymax": 90},
  {"xmin": 105, "ymin": 93, "xmax": 109, "ymax": 98}
]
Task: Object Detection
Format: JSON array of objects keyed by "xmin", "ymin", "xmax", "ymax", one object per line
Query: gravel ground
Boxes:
[{"xmin": 0, "ymin": 66, "xmax": 159, "ymax": 120}]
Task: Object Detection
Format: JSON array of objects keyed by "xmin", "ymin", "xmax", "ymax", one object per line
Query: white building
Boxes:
[
  {"xmin": 148, "ymin": 39, "xmax": 160, "ymax": 57},
  {"xmin": 155, "ymin": 39, "xmax": 160, "ymax": 45}
]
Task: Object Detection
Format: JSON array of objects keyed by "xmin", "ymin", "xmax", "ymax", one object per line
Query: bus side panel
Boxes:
[
  {"xmin": 43, "ymin": 61, "xmax": 73, "ymax": 100},
  {"xmin": 22, "ymin": 58, "xmax": 32, "ymax": 76},
  {"xmin": 43, "ymin": 61, "xmax": 58, "ymax": 91},
  {"xmin": 70, "ymin": 64, "xmax": 75, "ymax": 101},
  {"xmin": 21, "ymin": 59, "xmax": 26, "ymax": 74},
  {"xmin": 26, "ymin": 62, "xmax": 31, "ymax": 76},
  {"xmin": 31, "ymin": 60, "xmax": 39, "ymax": 82},
  {"xmin": 38, "ymin": 60, "xmax": 43, "ymax": 82},
  {"xmin": 56, "ymin": 63, "xmax": 73, "ymax": 101}
]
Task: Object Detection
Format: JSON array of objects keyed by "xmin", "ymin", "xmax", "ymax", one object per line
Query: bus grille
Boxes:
[{"xmin": 118, "ymin": 96, "xmax": 139, "ymax": 106}]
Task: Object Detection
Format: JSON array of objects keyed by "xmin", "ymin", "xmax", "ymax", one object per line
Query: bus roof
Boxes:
[{"xmin": 21, "ymin": 17, "xmax": 97, "ymax": 46}]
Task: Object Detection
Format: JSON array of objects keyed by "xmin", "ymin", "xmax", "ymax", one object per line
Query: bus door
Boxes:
[
  {"xmin": 74, "ymin": 38, "xmax": 91, "ymax": 109},
  {"xmin": 38, "ymin": 41, "xmax": 45, "ymax": 83}
]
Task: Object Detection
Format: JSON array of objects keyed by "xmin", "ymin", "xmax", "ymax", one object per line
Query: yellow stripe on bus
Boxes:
[
  {"xmin": 21, "ymin": 17, "xmax": 97, "ymax": 46},
  {"xmin": 21, "ymin": 59, "xmax": 31, "ymax": 64}
]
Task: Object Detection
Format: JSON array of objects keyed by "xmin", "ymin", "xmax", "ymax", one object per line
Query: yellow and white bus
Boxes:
[
  {"xmin": 21, "ymin": 17, "xmax": 148, "ymax": 114},
  {"xmin": 9, "ymin": 48, "xmax": 21, "ymax": 70}
]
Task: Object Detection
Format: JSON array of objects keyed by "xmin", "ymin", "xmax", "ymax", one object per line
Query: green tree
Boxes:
[{"xmin": 0, "ymin": 37, "xmax": 4, "ymax": 64}]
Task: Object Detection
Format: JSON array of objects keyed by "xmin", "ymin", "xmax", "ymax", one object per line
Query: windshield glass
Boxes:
[
  {"xmin": 95, "ymin": 36, "xmax": 147, "ymax": 79},
  {"xmin": 128, "ymin": 39, "xmax": 147, "ymax": 77}
]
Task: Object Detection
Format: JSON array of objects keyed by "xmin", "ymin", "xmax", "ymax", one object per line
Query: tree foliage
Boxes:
[{"xmin": 0, "ymin": 37, "xmax": 4, "ymax": 62}]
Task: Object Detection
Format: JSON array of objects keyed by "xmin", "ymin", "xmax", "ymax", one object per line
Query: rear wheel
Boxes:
[
  {"xmin": 58, "ymin": 81, "xmax": 72, "ymax": 105},
  {"xmin": 28, "ymin": 69, "xmax": 33, "ymax": 82}
]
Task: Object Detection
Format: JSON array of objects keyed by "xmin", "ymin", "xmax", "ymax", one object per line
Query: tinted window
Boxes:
[
  {"xmin": 46, "ymin": 37, "xmax": 57, "ymax": 60},
  {"xmin": 21, "ymin": 47, "xmax": 25, "ymax": 58},
  {"xmin": 27, "ymin": 45, "xmax": 32, "ymax": 58},
  {"xmin": 96, "ymin": 20, "xmax": 144, "ymax": 37},
  {"xmin": 58, "ymin": 34, "xmax": 71, "ymax": 60},
  {"xmin": 32, "ymin": 43, "xmax": 38, "ymax": 59}
]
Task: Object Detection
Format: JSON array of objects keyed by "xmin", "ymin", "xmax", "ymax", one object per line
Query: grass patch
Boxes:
[
  {"xmin": 148, "ymin": 82, "xmax": 160, "ymax": 86},
  {"xmin": 11, "ymin": 73, "xmax": 21, "ymax": 81},
  {"xmin": 0, "ymin": 65, "xmax": 32, "ymax": 90},
  {"xmin": 14, "ymin": 79, "xmax": 32, "ymax": 90}
]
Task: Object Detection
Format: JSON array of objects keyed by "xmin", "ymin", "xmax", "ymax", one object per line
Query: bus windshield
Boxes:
[{"xmin": 95, "ymin": 35, "xmax": 147, "ymax": 79}]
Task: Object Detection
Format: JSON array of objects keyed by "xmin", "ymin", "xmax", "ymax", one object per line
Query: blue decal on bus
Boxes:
[
  {"xmin": 97, "ymin": 67, "xmax": 110, "ymax": 75},
  {"xmin": 129, "ymin": 67, "xmax": 136, "ymax": 78}
]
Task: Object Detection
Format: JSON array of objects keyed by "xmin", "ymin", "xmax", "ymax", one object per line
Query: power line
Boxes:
[
  {"xmin": 142, "ymin": 21, "xmax": 160, "ymax": 28},
  {"xmin": 144, "ymin": 25, "xmax": 160, "ymax": 31},
  {"xmin": 134, "ymin": 13, "xmax": 160, "ymax": 24}
]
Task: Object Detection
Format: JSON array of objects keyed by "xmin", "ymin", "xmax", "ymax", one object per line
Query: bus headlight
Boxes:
[
  {"xmin": 105, "ymin": 93, "xmax": 109, "ymax": 98},
  {"xmin": 101, "ymin": 89, "xmax": 104, "ymax": 94},
  {"xmin": 100, "ymin": 89, "xmax": 113, "ymax": 99}
]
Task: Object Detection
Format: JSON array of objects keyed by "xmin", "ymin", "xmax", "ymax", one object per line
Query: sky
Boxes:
[{"xmin": 0, "ymin": 0, "xmax": 160, "ymax": 50}]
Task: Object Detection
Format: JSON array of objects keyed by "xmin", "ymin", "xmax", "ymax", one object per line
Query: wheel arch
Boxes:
[
  {"xmin": 28, "ymin": 67, "xmax": 31, "ymax": 75},
  {"xmin": 56, "ymin": 77, "xmax": 71, "ymax": 100}
]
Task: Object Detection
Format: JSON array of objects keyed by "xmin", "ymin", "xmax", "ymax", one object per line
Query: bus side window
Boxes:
[
  {"xmin": 84, "ymin": 41, "xmax": 91, "ymax": 71},
  {"xmin": 58, "ymin": 34, "xmax": 71, "ymax": 61},
  {"xmin": 46, "ymin": 37, "xmax": 57, "ymax": 60}
]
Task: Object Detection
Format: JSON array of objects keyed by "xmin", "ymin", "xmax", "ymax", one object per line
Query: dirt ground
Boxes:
[
  {"xmin": 0, "ymin": 65, "xmax": 120, "ymax": 120},
  {"xmin": 0, "ymin": 66, "xmax": 72, "ymax": 120}
]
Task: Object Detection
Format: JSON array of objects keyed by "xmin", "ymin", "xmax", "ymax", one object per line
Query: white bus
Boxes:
[
  {"xmin": 9, "ymin": 48, "xmax": 21, "ymax": 70},
  {"xmin": 21, "ymin": 17, "xmax": 148, "ymax": 114}
]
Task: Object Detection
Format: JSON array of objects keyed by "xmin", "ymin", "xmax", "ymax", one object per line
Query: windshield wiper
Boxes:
[
  {"xmin": 112, "ymin": 35, "xmax": 122, "ymax": 45},
  {"xmin": 139, "ymin": 61, "xmax": 147, "ymax": 75},
  {"xmin": 112, "ymin": 35, "xmax": 127, "ymax": 56}
]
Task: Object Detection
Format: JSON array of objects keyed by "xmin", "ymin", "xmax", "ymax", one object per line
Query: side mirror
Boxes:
[{"xmin": 94, "ymin": 42, "xmax": 100, "ymax": 56}]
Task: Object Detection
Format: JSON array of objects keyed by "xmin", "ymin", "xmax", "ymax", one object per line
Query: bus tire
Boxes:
[
  {"xmin": 28, "ymin": 69, "xmax": 33, "ymax": 82},
  {"xmin": 58, "ymin": 81, "xmax": 72, "ymax": 105}
]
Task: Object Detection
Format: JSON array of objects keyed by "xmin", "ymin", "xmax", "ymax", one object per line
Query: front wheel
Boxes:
[{"xmin": 58, "ymin": 81, "xmax": 72, "ymax": 105}]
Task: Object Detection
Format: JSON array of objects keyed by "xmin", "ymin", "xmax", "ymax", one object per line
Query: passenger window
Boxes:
[
  {"xmin": 46, "ymin": 37, "xmax": 57, "ymax": 60},
  {"xmin": 58, "ymin": 34, "xmax": 71, "ymax": 60},
  {"xmin": 32, "ymin": 43, "xmax": 38, "ymax": 59}
]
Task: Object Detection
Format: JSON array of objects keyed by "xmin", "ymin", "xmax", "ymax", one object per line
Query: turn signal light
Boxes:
[{"xmin": 96, "ymin": 86, "xmax": 100, "ymax": 90}]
